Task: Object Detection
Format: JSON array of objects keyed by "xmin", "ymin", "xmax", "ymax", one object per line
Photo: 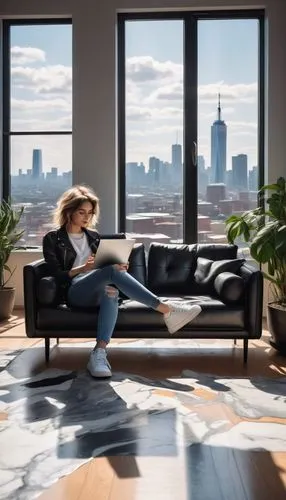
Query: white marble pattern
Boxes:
[{"xmin": 0, "ymin": 349, "xmax": 285, "ymax": 499}]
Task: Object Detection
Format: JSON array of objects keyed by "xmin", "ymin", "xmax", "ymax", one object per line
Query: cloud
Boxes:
[
  {"xmin": 126, "ymin": 105, "xmax": 182, "ymax": 122},
  {"xmin": 231, "ymin": 131, "xmax": 257, "ymax": 138},
  {"xmin": 12, "ymin": 97, "xmax": 71, "ymax": 112},
  {"xmin": 126, "ymin": 79, "xmax": 143, "ymax": 104},
  {"xmin": 11, "ymin": 46, "xmax": 46, "ymax": 65},
  {"xmin": 127, "ymin": 124, "xmax": 183, "ymax": 137},
  {"xmin": 125, "ymin": 57, "xmax": 257, "ymax": 108},
  {"xmin": 126, "ymin": 106, "xmax": 152, "ymax": 121},
  {"xmin": 126, "ymin": 56, "xmax": 182, "ymax": 83},
  {"xmin": 200, "ymin": 107, "xmax": 235, "ymax": 119},
  {"xmin": 12, "ymin": 115, "xmax": 72, "ymax": 132},
  {"xmin": 11, "ymin": 64, "xmax": 72, "ymax": 95},
  {"xmin": 228, "ymin": 120, "xmax": 257, "ymax": 129},
  {"xmin": 146, "ymin": 82, "xmax": 183, "ymax": 102},
  {"xmin": 11, "ymin": 98, "xmax": 71, "ymax": 131},
  {"xmin": 199, "ymin": 82, "xmax": 257, "ymax": 104},
  {"xmin": 142, "ymin": 80, "xmax": 257, "ymax": 107}
]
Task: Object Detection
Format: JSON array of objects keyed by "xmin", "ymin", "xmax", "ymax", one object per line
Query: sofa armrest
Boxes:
[
  {"xmin": 38, "ymin": 276, "xmax": 59, "ymax": 306},
  {"xmin": 239, "ymin": 262, "xmax": 263, "ymax": 338},
  {"xmin": 23, "ymin": 259, "xmax": 50, "ymax": 337}
]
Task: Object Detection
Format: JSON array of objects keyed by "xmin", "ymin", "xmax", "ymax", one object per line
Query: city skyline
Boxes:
[
  {"xmin": 11, "ymin": 99, "xmax": 257, "ymax": 248},
  {"xmin": 12, "ymin": 95, "xmax": 255, "ymax": 181}
]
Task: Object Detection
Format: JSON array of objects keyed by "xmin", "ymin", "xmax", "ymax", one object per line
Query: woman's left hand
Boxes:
[{"xmin": 113, "ymin": 263, "xmax": 129, "ymax": 272}]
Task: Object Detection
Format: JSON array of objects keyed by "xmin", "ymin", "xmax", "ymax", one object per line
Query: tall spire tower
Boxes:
[
  {"xmin": 217, "ymin": 92, "xmax": 221, "ymax": 120},
  {"xmin": 211, "ymin": 94, "xmax": 227, "ymax": 184}
]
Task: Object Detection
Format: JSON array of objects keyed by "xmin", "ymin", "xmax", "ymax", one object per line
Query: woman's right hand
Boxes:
[
  {"xmin": 113, "ymin": 263, "xmax": 129, "ymax": 272},
  {"xmin": 83, "ymin": 255, "xmax": 95, "ymax": 273}
]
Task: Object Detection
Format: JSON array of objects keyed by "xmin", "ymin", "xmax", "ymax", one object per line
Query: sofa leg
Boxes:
[
  {"xmin": 56, "ymin": 338, "xmax": 59, "ymax": 345},
  {"xmin": 234, "ymin": 338, "xmax": 237, "ymax": 345},
  {"xmin": 45, "ymin": 338, "xmax": 50, "ymax": 363},
  {"xmin": 243, "ymin": 339, "xmax": 248, "ymax": 364}
]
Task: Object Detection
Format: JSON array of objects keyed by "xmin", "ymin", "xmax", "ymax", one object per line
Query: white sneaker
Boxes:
[
  {"xmin": 164, "ymin": 303, "xmax": 202, "ymax": 334},
  {"xmin": 87, "ymin": 348, "xmax": 112, "ymax": 378}
]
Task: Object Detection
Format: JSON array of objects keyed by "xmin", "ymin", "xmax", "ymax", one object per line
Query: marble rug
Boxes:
[{"xmin": 0, "ymin": 350, "xmax": 285, "ymax": 500}]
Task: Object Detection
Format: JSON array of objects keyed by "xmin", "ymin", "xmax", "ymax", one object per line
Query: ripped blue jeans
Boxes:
[{"xmin": 67, "ymin": 265, "xmax": 160, "ymax": 344}]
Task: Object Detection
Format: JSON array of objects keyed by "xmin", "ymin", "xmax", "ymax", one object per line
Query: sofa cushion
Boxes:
[
  {"xmin": 196, "ymin": 243, "xmax": 238, "ymax": 260},
  {"xmin": 214, "ymin": 272, "xmax": 245, "ymax": 304},
  {"xmin": 117, "ymin": 297, "xmax": 245, "ymax": 332},
  {"xmin": 36, "ymin": 295, "xmax": 245, "ymax": 333},
  {"xmin": 147, "ymin": 243, "xmax": 197, "ymax": 295}
]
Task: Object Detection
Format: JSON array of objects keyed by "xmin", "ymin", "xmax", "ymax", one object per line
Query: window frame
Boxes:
[
  {"xmin": 2, "ymin": 18, "xmax": 72, "ymax": 200},
  {"xmin": 117, "ymin": 10, "xmax": 265, "ymax": 241}
]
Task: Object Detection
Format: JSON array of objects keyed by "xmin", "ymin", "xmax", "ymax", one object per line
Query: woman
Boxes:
[{"xmin": 43, "ymin": 185, "xmax": 201, "ymax": 378}]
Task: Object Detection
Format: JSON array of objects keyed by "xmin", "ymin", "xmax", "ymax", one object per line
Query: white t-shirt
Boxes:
[{"xmin": 68, "ymin": 232, "xmax": 92, "ymax": 267}]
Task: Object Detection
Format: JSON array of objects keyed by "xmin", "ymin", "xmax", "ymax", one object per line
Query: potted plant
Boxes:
[
  {"xmin": 0, "ymin": 199, "xmax": 24, "ymax": 320},
  {"xmin": 225, "ymin": 176, "xmax": 286, "ymax": 354}
]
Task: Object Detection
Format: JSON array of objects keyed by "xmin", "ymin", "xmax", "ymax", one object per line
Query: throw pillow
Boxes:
[
  {"xmin": 194, "ymin": 257, "xmax": 245, "ymax": 286},
  {"xmin": 214, "ymin": 272, "xmax": 245, "ymax": 303}
]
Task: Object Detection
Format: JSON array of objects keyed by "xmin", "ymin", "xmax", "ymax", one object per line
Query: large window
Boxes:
[
  {"xmin": 3, "ymin": 20, "xmax": 72, "ymax": 247},
  {"xmin": 118, "ymin": 12, "xmax": 264, "ymax": 247},
  {"xmin": 123, "ymin": 20, "xmax": 184, "ymax": 247},
  {"xmin": 197, "ymin": 18, "xmax": 261, "ymax": 247}
]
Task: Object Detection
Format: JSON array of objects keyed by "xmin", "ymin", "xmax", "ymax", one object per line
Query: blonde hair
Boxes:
[{"xmin": 53, "ymin": 185, "xmax": 100, "ymax": 228}]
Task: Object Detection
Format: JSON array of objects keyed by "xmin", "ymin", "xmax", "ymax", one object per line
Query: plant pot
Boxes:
[
  {"xmin": 0, "ymin": 287, "xmax": 16, "ymax": 321},
  {"xmin": 267, "ymin": 302, "xmax": 286, "ymax": 355}
]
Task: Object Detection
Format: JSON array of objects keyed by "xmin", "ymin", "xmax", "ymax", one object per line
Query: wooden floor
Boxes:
[{"xmin": 1, "ymin": 310, "xmax": 286, "ymax": 500}]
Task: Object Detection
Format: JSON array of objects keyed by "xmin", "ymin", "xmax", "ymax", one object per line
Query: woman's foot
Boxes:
[
  {"xmin": 87, "ymin": 348, "xmax": 112, "ymax": 377},
  {"xmin": 164, "ymin": 303, "xmax": 202, "ymax": 334}
]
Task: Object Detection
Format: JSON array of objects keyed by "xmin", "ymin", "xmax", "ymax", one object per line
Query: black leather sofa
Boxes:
[{"xmin": 23, "ymin": 238, "xmax": 263, "ymax": 364}]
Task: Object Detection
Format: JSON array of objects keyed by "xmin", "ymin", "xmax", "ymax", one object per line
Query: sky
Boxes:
[
  {"xmin": 11, "ymin": 24, "xmax": 72, "ymax": 175},
  {"xmin": 10, "ymin": 18, "xmax": 259, "ymax": 175}
]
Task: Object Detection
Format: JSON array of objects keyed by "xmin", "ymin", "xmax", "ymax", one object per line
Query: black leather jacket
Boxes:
[{"xmin": 42, "ymin": 226, "xmax": 100, "ymax": 286}]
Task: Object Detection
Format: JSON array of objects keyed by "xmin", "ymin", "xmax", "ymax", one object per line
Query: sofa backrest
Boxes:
[
  {"xmin": 147, "ymin": 242, "xmax": 197, "ymax": 295},
  {"xmin": 128, "ymin": 243, "xmax": 147, "ymax": 286},
  {"xmin": 146, "ymin": 242, "xmax": 239, "ymax": 296},
  {"xmin": 196, "ymin": 243, "xmax": 238, "ymax": 260}
]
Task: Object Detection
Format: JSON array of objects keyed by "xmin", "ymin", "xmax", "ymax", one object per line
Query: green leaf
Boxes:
[
  {"xmin": 0, "ymin": 200, "xmax": 24, "ymax": 287},
  {"xmin": 268, "ymin": 260, "xmax": 275, "ymax": 276},
  {"xmin": 227, "ymin": 220, "xmax": 243, "ymax": 243},
  {"xmin": 229, "ymin": 177, "xmax": 286, "ymax": 304},
  {"xmin": 241, "ymin": 220, "xmax": 250, "ymax": 241},
  {"xmin": 259, "ymin": 183, "xmax": 278, "ymax": 193},
  {"xmin": 225, "ymin": 215, "xmax": 240, "ymax": 224}
]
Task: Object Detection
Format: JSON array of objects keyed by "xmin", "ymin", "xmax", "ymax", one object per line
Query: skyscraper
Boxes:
[
  {"xmin": 232, "ymin": 154, "xmax": 248, "ymax": 191},
  {"xmin": 197, "ymin": 155, "xmax": 205, "ymax": 171},
  {"xmin": 171, "ymin": 143, "xmax": 182, "ymax": 183},
  {"xmin": 249, "ymin": 166, "xmax": 258, "ymax": 191},
  {"xmin": 172, "ymin": 143, "xmax": 182, "ymax": 167},
  {"xmin": 148, "ymin": 156, "xmax": 160, "ymax": 185},
  {"xmin": 32, "ymin": 149, "xmax": 43, "ymax": 179},
  {"xmin": 197, "ymin": 155, "xmax": 209, "ymax": 196},
  {"xmin": 211, "ymin": 94, "xmax": 227, "ymax": 184}
]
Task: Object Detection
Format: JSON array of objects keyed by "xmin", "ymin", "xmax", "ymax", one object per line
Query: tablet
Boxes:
[{"xmin": 93, "ymin": 238, "xmax": 136, "ymax": 269}]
